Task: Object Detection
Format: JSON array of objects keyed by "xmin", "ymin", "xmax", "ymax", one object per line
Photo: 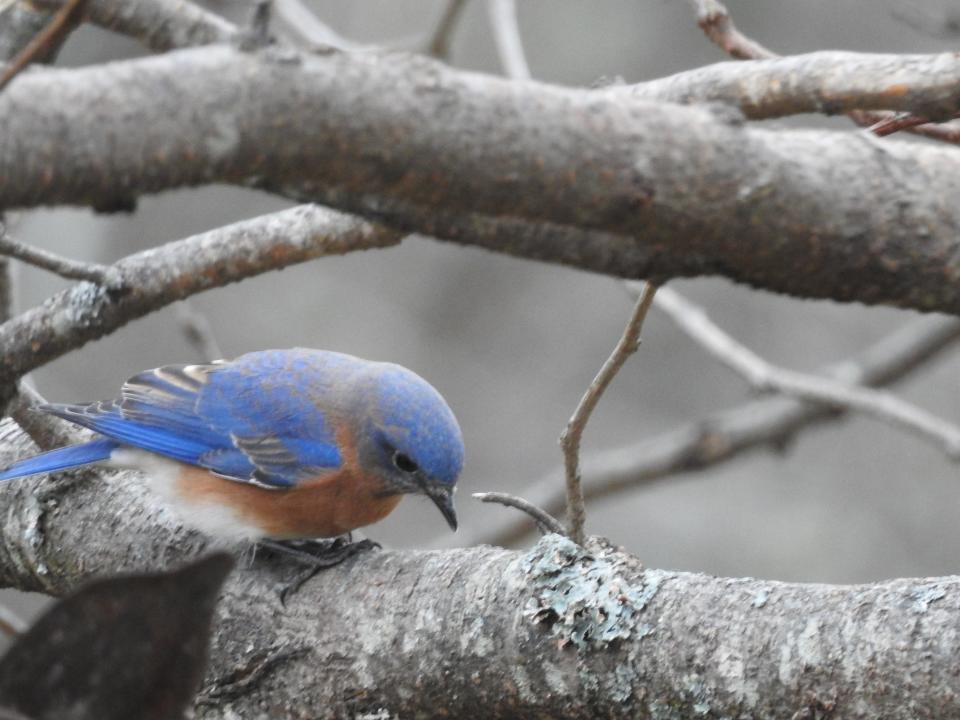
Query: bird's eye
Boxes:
[{"xmin": 392, "ymin": 451, "xmax": 419, "ymax": 474}]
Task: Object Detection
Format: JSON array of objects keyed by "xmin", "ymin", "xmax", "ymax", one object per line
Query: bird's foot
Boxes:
[{"xmin": 257, "ymin": 535, "xmax": 380, "ymax": 603}]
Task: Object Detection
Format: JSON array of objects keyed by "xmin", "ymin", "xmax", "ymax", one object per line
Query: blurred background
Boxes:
[{"xmin": 5, "ymin": 1, "xmax": 960, "ymax": 632}]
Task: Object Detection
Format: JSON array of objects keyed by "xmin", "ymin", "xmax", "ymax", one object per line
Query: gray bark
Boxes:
[
  {"xmin": 0, "ymin": 421, "xmax": 957, "ymax": 719},
  {"xmin": 2, "ymin": 46, "xmax": 960, "ymax": 313},
  {"xmin": 0, "ymin": 205, "xmax": 399, "ymax": 397}
]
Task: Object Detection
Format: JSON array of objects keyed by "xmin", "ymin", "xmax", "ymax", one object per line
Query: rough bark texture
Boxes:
[
  {"xmin": 0, "ymin": 421, "xmax": 957, "ymax": 719},
  {"xmin": 2, "ymin": 46, "xmax": 960, "ymax": 313},
  {"xmin": 0, "ymin": 205, "xmax": 399, "ymax": 397},
  {"xmin": 624, "ymin": 51, "xmax": 960, "ymax": 120}
]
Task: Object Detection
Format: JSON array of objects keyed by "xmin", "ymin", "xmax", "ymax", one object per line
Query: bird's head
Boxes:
[{"xmin": 355, "ymin": 362, "xmax": 464, "ymax": 531}]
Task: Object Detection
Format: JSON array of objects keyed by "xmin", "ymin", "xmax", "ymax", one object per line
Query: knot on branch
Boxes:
[{"xmin": 519, "ymin": 534, "xmax": 665, "ymax": 650}]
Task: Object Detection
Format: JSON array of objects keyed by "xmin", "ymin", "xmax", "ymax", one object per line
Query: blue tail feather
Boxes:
[{"xmin": 0, "ymin": 439, "xmax": 119, "ymax": 481}]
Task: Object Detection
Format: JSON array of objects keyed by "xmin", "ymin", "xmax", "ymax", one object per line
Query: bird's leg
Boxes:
[{"xmin": 256, "ymin": 535, "xmax": 381, "ymax": 603}]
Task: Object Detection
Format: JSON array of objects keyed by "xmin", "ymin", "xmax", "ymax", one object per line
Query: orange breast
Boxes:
[{"xmin": 175, "ymin": 466, "xmax": 403, "ymax": 539}]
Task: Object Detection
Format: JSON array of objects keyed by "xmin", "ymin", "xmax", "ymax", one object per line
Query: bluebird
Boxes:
[{"xmin": 0, "ymin": 349, "xmax": 464, "ymax": 542}]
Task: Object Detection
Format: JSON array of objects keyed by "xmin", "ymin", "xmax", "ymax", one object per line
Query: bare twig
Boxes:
[
  {"xmin": 273, "ymin": 0, "xmax": 359, "ymax": 50},
  {"xmin": 426, "ymin": 0, "xmax": 469, "ymax": 59},
  {"xmin": 0, "ymin": 226, "xmax": 122, "ymax": 288},
  {"xmin": 689, "ymin": 0, "xmax": 960, "ymax": 144},
  {"xmin": 692, "ymin": 0, "xmax": 775, "ymax": 59},
  {"xmin": 560, "ymin": 283, "xmax": 658, "ymax": 544},
  {"xmin": 472, "ymin": 492, "xmax": 565, "ymax": 536},
  {"xmin": 486, "ymin": 0, "xmax": 530, "ymax": 80},
  {"xmin": 649, "ymin": 284, "xmax": 960, "ymax": 460},
  {"xmin": 174, "ymin": 301, "xmax": 224, "ymax": 361},
  {"xmin": 0, "ymin": 0, "xmax": 87, "ymax": 92},
  {"xmin": 449, "ymin": 313, "xmax": 960, "ymax": 548},
  {"xmin": 0, "ymin": 205, "xmax": 401, "ymax": 395}
]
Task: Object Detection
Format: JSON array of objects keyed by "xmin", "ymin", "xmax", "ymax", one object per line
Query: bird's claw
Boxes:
[{"xmin": 257, "ymin": 536, "xmax": 380, "ymax": 604}]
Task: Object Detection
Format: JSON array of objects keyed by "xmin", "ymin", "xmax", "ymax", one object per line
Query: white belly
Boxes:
[{"xmin": 109, "ymin": 448, "xmax": 264, "ymax": 542}]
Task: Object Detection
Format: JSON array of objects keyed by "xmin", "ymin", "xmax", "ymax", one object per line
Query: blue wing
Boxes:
[{"xmin": 42, "ymin": 353, "xmax": 344, "ymax": 488}]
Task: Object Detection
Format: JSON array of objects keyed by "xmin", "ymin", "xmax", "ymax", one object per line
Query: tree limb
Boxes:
[
  {"xmin": 687, "ymin": 0, "xmax": 960, "ymax": 145},
  {"xmin": 458, "ymin": 313, "xmax": 960, "ymax": 548},
  {"xmin": 0, "ymin": 205, "xmax": 400, "ymax": 399},
  {"xmin": 0, "ymin": 225, "xmax": 122, "ymax": 287},
  {"xmin": 624, "ymin": 51, "xmax": 960, "ymax": 121},
  {"xmin": 32, "ymin": 0, "xmax": 236, "ymax": 51},
  {"xmin": 0, "ymin": 419, "xmax": 957, "ymax": 718},
  {"xmin": 652, "ymin": 285, "xmax": 960, "ymax": 459},
  {"xmin": 3, "ymin": 46, "xmax": 960, "ymax": 314}
]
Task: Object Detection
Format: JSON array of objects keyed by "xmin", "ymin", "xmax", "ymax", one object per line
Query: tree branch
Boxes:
[
  {"xmin": 32, "ymin": 0, "xmax": 236, "ymax": 51},
  {"xmin": 486, "ymin": 0, "xmax": 530, "ymax": 80},
  {"xmin": 426, "ymin": 0, "xmax": 469, "ymax": 59},
  {"xmin": 0, "ymin": 0, "xmax": 87, "ymax": 92},
  {"xmin": 3, "ymin": 46, "xmax": 960, "ymax": 314},
  {"xmin": 688, "ymin": 0, "xmax": 960, "ymax": 143},
  {"xmin": 0, "ymin": 420, "xmax": 956, "ymax": 718},
  {"xmin": 458, "ymin": 313, "xmax": 960, "ymax": 548},
  {"xmin": 624, "ymin": 51, "xmax": 960, "ymax": 121},
  {"xmin": 0, "ymin": 205, "xmax": 400, "ymax": 399},
  {"xmin": 472, "ymin": 491, "xmax": 565, "ymax": 535},
  {"xmin": 651, "ymin": 285, "xmax": 960, "ymax": 459},
  {"xmin": 561, "ymin": 283, "xmax": 657, "ymax": 543},
  {"xmin": 0, "ymin": 225, "xmax": 122, "ymax": 287}
]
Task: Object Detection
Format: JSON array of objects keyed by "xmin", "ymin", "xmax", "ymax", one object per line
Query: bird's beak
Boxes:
[{"xmin": 426, "ymin": 484, "xmax": 458, "ymax": 531}]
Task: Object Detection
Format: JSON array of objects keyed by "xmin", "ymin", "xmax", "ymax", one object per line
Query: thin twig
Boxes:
[
  {"xmin": 560, "ymin": 282, "xmax": 658, "ymax": 544},
  {"xmin": 273, "ymin": 0, "xmax": 358, "ymax": 50},
  {"xmin": 486, "ymin": 0, "xmax": 530, "ymax": 80},
  {"xmin": 692, "ymin": 0, "xmax": 775, "ymax": 59},
  {"xmin": 0, "ymin": 225, "xmax": 122, "ymax": 288},
  {"xmin": 472, "ymin": 492, "xmax": 565, "ymax": 536},
  {"xmin": 689, "ymin": 0, "xmax": 960, "ymax": 144},
  {"xmin": 649, "ymin": 284, "xmax": 960, "ymax": 460},
  {"xmin": 0, "ymin": 0, "xmax": 87, "ymax": 92},
  {"xmin": 446, "ymin": 313, "xmax": 960, "ymax": 549},
  {"xmin": 426, "ymin": 0, "xmax": 469, "ymax": 59},
  {"xmin": 174, "ymin": 301, "xmax": 224, "ymax": 361}
]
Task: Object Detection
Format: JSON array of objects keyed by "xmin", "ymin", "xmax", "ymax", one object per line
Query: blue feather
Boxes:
[
  {"xmin": 34, "ymin": 353, "xmax": 345, "ymax": 488},
  {"xmin": 0, "ymin": 439, "xmax": 118, "ymax": 481}
]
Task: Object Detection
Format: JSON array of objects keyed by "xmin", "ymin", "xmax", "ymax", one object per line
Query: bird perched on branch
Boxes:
[{"xmin": 0, "ymin": 349, "xmax": 464, "ymax": 544}]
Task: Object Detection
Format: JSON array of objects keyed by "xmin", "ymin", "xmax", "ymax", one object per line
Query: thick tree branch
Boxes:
[
  {"xmin": 0, "ymin": 421, "xmax": 957, "ymax": 718},
  {"xmin": 0, "ymin": 205, "xmax": 400, "ymax": 399},
  {"xmin": 3, "ymin": 46, "xmax": 960, "ymax": 314},
  {"xmin": 460, "ymin": 314, "xmax": 960, "ymax": 548}
]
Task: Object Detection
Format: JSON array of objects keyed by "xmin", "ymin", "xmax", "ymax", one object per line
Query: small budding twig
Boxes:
[
  {"xmin": 472, "ymin": 492, "xmax": 565, "ymax": 536},
  {"xmin": 560, "ymin": 282, "xmax": 659, "ymax": 545},
  {"xmin": 649, "ymin": 284, "xmax": 960, "ymax": 460},
  {"xmin": 0, "ymin": 225, "xmax": 122, "ymax": 289}
]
